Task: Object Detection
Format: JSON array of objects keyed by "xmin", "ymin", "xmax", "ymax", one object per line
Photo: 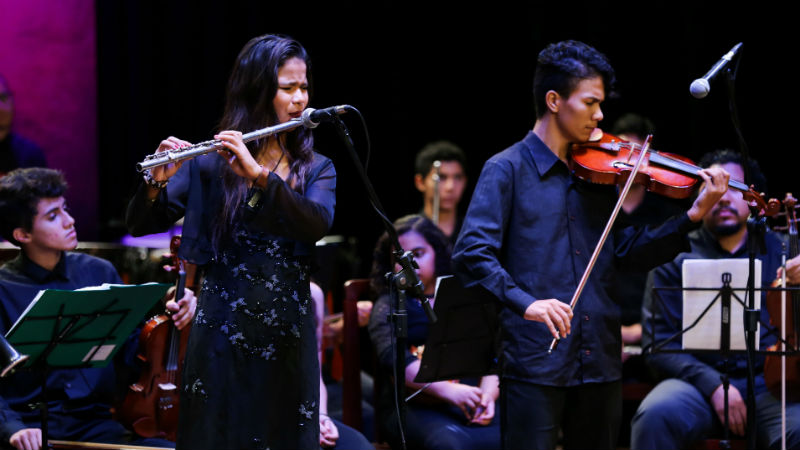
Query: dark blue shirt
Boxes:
[
  {"xmin": 641, "ymin": 226, "xmax": 782, "ymax": 397},
  {"xmin": 452, "ymin": 131, "xmax": 698, "ymax": 386},
  {"xmin": 0, "ymin": 252, "xmax": 122, "ymax": 442}
]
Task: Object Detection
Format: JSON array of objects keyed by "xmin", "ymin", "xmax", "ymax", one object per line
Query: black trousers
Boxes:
[{"xmin": 500, "ymin": 378, "xmax": 621, "ymax": 450}]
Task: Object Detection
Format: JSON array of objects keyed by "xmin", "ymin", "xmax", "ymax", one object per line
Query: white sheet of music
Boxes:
[{"xmin": 681, "ymin": 258, "xmax": 761, "ymax": 351}]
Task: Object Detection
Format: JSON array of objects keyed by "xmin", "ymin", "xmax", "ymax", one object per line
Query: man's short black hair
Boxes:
[
  {"xmin": 0, "ymin": 167, "xmax": 68, "ymax": 246},
  {"xmin": 414, "ymin": 140, "xmax": 467, "ymax": 177},
  {"xmin": 533, "ymin": 40, "xmax": 616, "ymax": 119}
]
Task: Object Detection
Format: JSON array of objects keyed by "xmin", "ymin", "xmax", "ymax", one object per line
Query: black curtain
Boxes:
[{"xmin": 96, "ymin": 1, "xmax": 787, "ymax": 273}]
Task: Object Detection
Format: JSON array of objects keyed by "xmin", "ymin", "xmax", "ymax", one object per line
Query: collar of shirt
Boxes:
[
  {"xmin": 9, "ymin": 251, "xmax": 69, "ymax": 283},
  {"xmin": 522, "ymin": 131, "xmax": 562, "ymax": 178}
]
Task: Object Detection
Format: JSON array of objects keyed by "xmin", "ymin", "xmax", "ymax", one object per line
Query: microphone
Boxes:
[
  {"xmin": 690, "ymin": 42, "xmax": 743, "ymax": 99},
  {"xmin": 301, "ymin": 105, "xmax": 350, "ymax": 128}
]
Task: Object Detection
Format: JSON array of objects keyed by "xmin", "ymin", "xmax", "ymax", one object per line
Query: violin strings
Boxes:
[{"xmin": 647, "ymin": 151, "xmax": 749, "ymax": 191}]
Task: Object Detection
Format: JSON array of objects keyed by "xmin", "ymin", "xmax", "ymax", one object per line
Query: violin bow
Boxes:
[{"xmin": 548, "ymin": 135, "xmax": 653, "ymax": 354}]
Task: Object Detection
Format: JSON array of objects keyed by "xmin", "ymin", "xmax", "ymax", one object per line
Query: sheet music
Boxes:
[
  {"xmin": 681, "ymin": 258, "xmax": 761, "ymax": 351},
  {"xmin": 5, "ymin": 283, "xmax": 146, "ymax": 337},
  {"xmin": 434, "ymin": 275, "xmax": 451, "ymax": 297}
]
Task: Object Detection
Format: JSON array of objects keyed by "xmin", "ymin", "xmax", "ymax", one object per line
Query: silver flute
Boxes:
[
  {"xmin": 431, "ymin": 160, "xmax": 441, "ymax": 225},
  {"xmin": 136, "ymin": 118, "xmax": 304, "ymax": 172},
  {"xmin": 136, "ymin": 106, "xmax": 349, "ymax": 172}
]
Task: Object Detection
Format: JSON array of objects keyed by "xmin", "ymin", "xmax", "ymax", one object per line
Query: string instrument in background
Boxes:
[
  {"xmin": 117, "ymin": 236, "xmax": 192, "ymax": 441},
  {"xmin": 764, "ymin": 193, "xmax": 800, "ymax": 402}
]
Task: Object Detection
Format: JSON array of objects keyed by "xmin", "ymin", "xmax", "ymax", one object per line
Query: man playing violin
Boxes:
[
  {"xmin": 0, "ymin": 167, "xmax": 196, "ymax": 450},
  {"xmin": 451, "ymin": 40, "xmax": 730, "ymax": 450},
  {"xmin": 631, "ymin": 149, "xmax": 800, "ymax": 450}
]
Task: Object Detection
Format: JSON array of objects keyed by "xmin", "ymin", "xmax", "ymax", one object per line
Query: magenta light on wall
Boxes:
[{"xmin": 0, "ymin": 0, "xmax": 99, "ymax": 240}]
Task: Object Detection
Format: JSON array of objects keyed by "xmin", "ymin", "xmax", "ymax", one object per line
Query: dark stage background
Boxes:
[{"xmin": 90, "ymin": 2, "xmax": 787, "ymax": 278}]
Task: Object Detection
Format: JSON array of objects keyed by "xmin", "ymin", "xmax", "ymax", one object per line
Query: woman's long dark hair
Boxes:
[
  {"xmin": 213, "ymin": 34, "xmax": 315, "ymax": 251},
  {"xmin": 370, "ymin": 214, "xmax": 452, "ymax": 298}
]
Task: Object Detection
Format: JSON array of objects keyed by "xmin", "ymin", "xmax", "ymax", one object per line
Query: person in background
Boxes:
[
  {"xmin": 311, "ymin": 282, "xmax": 373, "ymax": 450},
  {"xmin": 0, "ymin": 74, "xmax": 47, "ymax": 177},
  {"xmin": 0, "ymin": 167, "xmax": 195, "ymax": 450},
  {"xmin": 368, "ymin": 214, "xmax": 501, "ymax": 450},
  {"xmin": 413, "ymin": 141, "xmax": 468, "ymax": 244},
  {"xmin": 609, "ymin": 113, "xmax": 688, "ymax": 364},
  {"xmin": 630, "ymin": 149, "xmax": 800, "ymax": 450}
]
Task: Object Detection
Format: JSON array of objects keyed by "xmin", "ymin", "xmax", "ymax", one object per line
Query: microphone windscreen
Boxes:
[
  {"xmin": 689, "ymin": 78, "xmax": 711, "ymax": 98},
  {"xmin": 690, "ymin": 79, "xmax": 710, "ymax": 99}
]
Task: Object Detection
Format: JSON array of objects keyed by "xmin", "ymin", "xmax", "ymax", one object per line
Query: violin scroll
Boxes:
[{"xmin": 741, "ymin": 186, "xmax": 781, "ymax": 218}]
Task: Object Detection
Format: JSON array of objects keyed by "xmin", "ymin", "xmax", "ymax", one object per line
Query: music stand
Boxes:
[
  {"xmin": 4, "ymin": 283, "xmax": 169, "ymax": 448},
  {"xmin": 414, "ymin": 275, "xmax": 499, "ymax": 384},
  {"xmin": 646, "ymin": 259, "xmax": 765, "ymax": 449}
]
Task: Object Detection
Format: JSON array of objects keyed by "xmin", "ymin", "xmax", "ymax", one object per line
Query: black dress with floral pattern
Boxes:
[
  {"xmin": 126, "ymin": 152, "xmax": 336, "ymax": 450},
  {"xmin": 177, "ymin": 227, "xmax": 318, "ymax": 450}
]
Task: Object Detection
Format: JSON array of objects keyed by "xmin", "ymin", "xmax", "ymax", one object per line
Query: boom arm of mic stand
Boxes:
[
  {"xmin": 329, "ymin": 113, "xmax": 434, "ymax": 450},
  {"xmin": 329, "ymin": 115, "xmax": 437, "ymax": 323}
]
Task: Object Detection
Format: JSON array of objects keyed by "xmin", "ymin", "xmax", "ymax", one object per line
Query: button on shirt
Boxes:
[
  {"xmin": 0, "ymin": 252, "xmax": 123, "ymax": 442},
  {"xmin": 452, "ymin": 131, "xmax": 698, "ymax": 386}
]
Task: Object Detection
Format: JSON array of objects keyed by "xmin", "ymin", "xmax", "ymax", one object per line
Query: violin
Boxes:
[
  {"xmin": 116, "ymin": 236, "xmax": 192, "ymax": 441},
  {"xmin": 764, "ymin": 193, "xmax": 800, "ymax": 402},
  {"xmin": 569, "ymin": 129, "xmax": 780, "ymax": 216}
]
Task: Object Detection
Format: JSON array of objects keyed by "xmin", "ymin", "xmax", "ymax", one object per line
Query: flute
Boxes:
[
  {"xmin": 432, "ymin": 160, "xmax": 441, "ymax": 225},
  {"xmin": 136, "ymin": 105, "xmax": 350, "ymax": 172},
  {"xmin": 136, "ymin": 118, "xmax": 304, "ymax": 172}
]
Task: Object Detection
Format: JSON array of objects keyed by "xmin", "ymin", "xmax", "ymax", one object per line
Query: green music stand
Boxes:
[{"xmin": 4, "ymin": 283, "xmax": 170, "ymax": 447}]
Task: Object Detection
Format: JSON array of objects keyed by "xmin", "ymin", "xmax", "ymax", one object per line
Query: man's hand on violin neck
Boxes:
[{"xmin": 687, "ymin": 167, "xmax": 731, "ymax": 222}]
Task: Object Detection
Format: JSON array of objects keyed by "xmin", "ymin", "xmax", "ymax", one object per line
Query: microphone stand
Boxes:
[
  {"xmin": 327, "ymin": 113, "xmax": 436, "ymax": 450},
  {"xmin": 723, "ymin": 47, "xmax": 760, "ymax": 450},
  {"xmin": 745, "ymin": 211, "xmax": 766, "ymax": 450}
]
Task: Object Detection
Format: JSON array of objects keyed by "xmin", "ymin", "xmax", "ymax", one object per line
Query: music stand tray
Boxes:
[
  {"xmin": 3, "ymin": 282, "xmax": 171, "ymax": 447},
  {"xmin": 5, "ymin": 283, "xmax": 170, "ymax": 369}
]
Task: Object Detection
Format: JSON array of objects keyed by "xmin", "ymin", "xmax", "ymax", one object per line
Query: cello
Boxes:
[
  {"xmin": 764, "ymin": 193, "xmax": 800, "ymax": 402},
  {"xmin": 116, "ymin": 236, "xmax": 192, "ymax": 441}
]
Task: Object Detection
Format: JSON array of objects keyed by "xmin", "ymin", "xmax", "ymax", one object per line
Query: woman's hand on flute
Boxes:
[
  {"xmin": 215, "ymin": 130, "xmax": 263, "ymax": 182},
  {"xmin": 150, "ymin": 136, "xmax": 192, "ymax": 182}
]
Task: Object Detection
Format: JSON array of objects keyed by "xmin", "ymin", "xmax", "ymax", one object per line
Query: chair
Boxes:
[{"xmin": 341, "ymin": 278, "xmax": 371, "ymax": 431}]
